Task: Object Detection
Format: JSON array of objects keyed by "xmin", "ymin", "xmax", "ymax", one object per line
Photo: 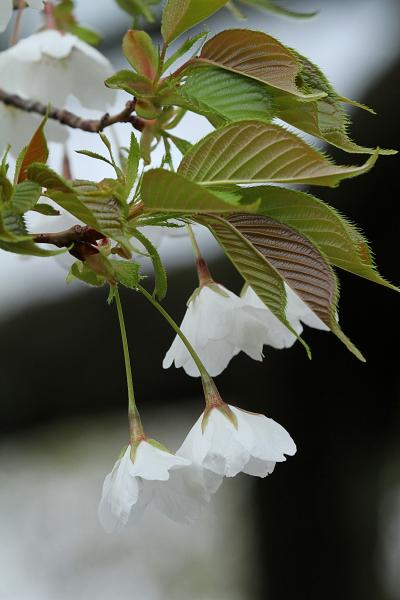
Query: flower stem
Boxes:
[
  {"xmin": 114, "ymin": 287, "xmax": 144, "ymax": 442},
  {"xmin": 185, "ymin": 224, "xmax": 213, "ymax": 286},
  {"xmin": 136, "ymin": 282, "xmax": 210, "ymax": 380},
  {"xmin": 44, "ymin": 1, "xmax": 57, "ymax": 30},
  {"xmin": 10, "ymin": 0, "xmax": 24, "ymax": 46}
]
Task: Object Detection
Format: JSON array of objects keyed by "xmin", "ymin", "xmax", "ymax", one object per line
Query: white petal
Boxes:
[
  {"xmin": 0, "ymin": 31, "xmax": 116, "ymax": 110},
  {"xmin": 130, "ymin": 441, "xmax": 190, "ymax": 481},
  {"xmin": 0, "ymin": 104, "xmax": 68, "ymax": 157},
  {"xmin": 242, "ymin": 286, "xmax": 299, "ymax": 349},
  {"xmin": 242, "ymin": 457, "xmax": 276, "ymax": 477},
  {"xmin": 152, "ymin": 464, "xmax": 213, "ymax": 524},
  {"xmin": 285, "ymin": 284, "xmax": 329, "ymax": 331},
  {"xmin": 163, "ymin": 284, "xmax": 268, "ymax": 377},
  {"xmin": 232, "ymin": 407, "xmax": 297, "ymax": 462},
  {"xmin": 97, "ymin": 447, "xmax": 140, "ymax": 533},
  {"xmin": 179, "ymin": 408, "xmax": 251, "ymax": 478},
  {"xmin": 0, "ymin": 1, "xmax": 12, "ymax": 33}
]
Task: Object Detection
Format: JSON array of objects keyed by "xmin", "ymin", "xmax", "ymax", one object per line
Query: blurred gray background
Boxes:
[{"xmin": 0, "ymin": 1, "xmax": 400, "ymax": 599}]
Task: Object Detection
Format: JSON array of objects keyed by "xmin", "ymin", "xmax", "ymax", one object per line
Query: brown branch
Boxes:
[
  {"xmin": 33, "ymin": 225, "xmax": 107, "ymax": 260},
  {"xmin": 33, "ymin": 225, "xmax": 105, "ymax": 247},
  {"xmin": 0, "ymin": 90, "xmax": 146, "ymax": 133}
]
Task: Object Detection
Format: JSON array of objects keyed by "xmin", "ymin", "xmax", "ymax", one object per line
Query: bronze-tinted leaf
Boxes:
[
  {"xmin": 198, "ymin": 29, "xmax": 324, "ymax": 99},
  {"xmin": 223, "ymin": 213, "xmax": 364, "ymax": 360},
  {"xmin": 18, "ymin": 117, "xmax": 48, "ymax": 183}
]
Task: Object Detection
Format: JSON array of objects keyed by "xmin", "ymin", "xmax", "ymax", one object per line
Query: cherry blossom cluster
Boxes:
[
  {"xmin": 98, "ymin": 387, "xmax": 296, "ymax": 532},
  {"xmin": 0, "ymin": 11, "xmax": 309, "ymax": 533}
]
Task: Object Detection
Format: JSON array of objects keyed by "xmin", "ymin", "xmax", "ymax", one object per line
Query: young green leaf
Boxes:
[
  {"xmin": 238, "ymin": 185, "xmax": 397, "ymax": 290},
  {"xmin": 110, "ymin": 260, "xmax": 141, "ymax": 289},
  {"xmin": 0, "ymin": 172, "xmax": 13, "ymax": 204},
  {"xmin": 27, "ymin": 163, "xmax": 74, "ymax": 193},
  {"xmin": 105, "ymin": 70, "xmax": 155, "ymax": 96},
  {"xmin": 274, "ymin": 51, "xmax": 396, "ymax": 155},
  {"xmin": 125, "ymin": 133, "xmax": 140, "ymax": 198},
  {"xmin": 178, "ymin": 66, "xmax": 274, "ymax": 124},
  {"xmin": 75, "ymin": 150, "xmax": 115, "ymax": 169},
  {"xmin": 116, "ymin": 0, "xmax": 157, "ymax": 22},
  {"xmin": 0, "ymin": 210, "xmax": 28, "ymax": 241},
  {"xmin": 238, "ymin": 0, "xmax": 317, "ymax": 18},
  {"xmin": 196, "ymin": 29, "xmax": 325, "ymax": 99},
  {"xmin": 131, "ymin": 228, "xmax": 167, "ymax": 300},
  {"xmin": 67, "ymin": 260, "xmax": 105, "ymax": 287},
  {"xmin": 161, "ymin": 0, "xmax": 230, "ymax": 44},
  {"xmin": 10, "ymin": 181, "xmax": 41, "ymax": 214},
  {"xmin": 31, "ymin": 203, "xmax": 60, "ymax": 216},
  {"xmin": 141, "ymin": 169, "xmax": 246, "ymax": 212},
  {"xmin": 163, "ymin": 31, "xmax": 208, "ymax": 73},
  {"xmin": 163, "ymin": 133, "xmax": 193, "ymax": 156},
  {"xmin": 178, "ymin": 120, "xmax": 379, "ymax": 187},
  {"xmin": 122, "ymin": 30, "xmax": 159, "ymax": 80}
]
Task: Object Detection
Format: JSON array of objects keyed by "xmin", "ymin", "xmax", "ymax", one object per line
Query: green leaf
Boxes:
[
  {"xmin": 178, "ymin": 120, "xmax": 379, "ymax": 187},
  {"xmin": 275, "ymin": 51, "xmax": 396, "ymax": 155},
  {"xmin": 161, "ymin": 0, "xmax": 230, "ymax": 44},
  {"xmin": 54, "ymin": 0, "xmax": 102, "ymax": 44},
  {"xmin": 131, "ymin": 228, "xmax": 167, "ymax": 300},
  {"xmin": 31, "ymin": 203, "xmax": 60, "ymax": 216},
  {"xmin": 110, "ymin": 260, "xmax": 141, "ymax": 289},
  {"xmin": 27, "ymin": 163, "xmax": 74, "ymax": 193},
  {"xmin": 45, "ymin": 191, "xmax": 99, "ymax": 228},
  {"xmin": 122, "ymin": 30, "xmax": 159, "ymax": 80},
  {"xmin": 177, "ymin": 66, "xmax": 274, "ymax": 124},
  {"xmin": 163, "ymin": 31, "xmax": 208, "ymax": 72},
  {"xmin": 29, "ymin": 163, "xmax": 128, "ymax": 243},
  {"xmin": 14, "ymin": 146, "xmax": 27, "ymax": 185},
  {"xmin": 115, "ymin": 0, "xmax": 157, "ymax": 22},
  {"xmin": 0, "ymin": 172, "xmax": 13, "ymax": 204},
  {"xmin": 141, "ymin": 169, "xmax": 247, "ymax": 213},
  {"xmin": 239, "ymin": 185, "xmax": 397, "ymax": 291},
  {"xmin": 75, "ymin": 150, "xmax": 115, "ymax": 169},
  {"xmin": 67, "ymin": 260, "xmax": 105, "ymax": 287},
  {"xmin": 18, "ymin": 116, "xmax": 49, "ymax": 183},
  {"xmin": 164, "ymin": 133, "xmax": 193, "ymax": 155},
  {"xmin": 70, "ymin": 24, "xmax": 102, "ymax": 45},
  {"xmin": 238, "ymin": 0, "xmax": 317, "ymax": 18},
  {"xmin": 125, "ymin": 133, "xmax": 140, "ymax": 198},
  {"xmin": 105, "ymin": 70, "xmax": 155, "ymax": 96},
  {"xmin": 196, "ymin": 29, "xmax": 324, "ymax": 100},
  {"xmin": 0, "ymin": 210, "xmax": 28, "ymax": 241},
  {"xmin": 0, "ymin": 239, "xmax": 67, "ymax": 257},
  {"xmin": 203, "ymin": 213, "xmax": 364, "ymax": 360},
  {"xmin": 196, "ymin": 213, "xmax": 306, "ymax": 350},
  {"xmin": 10, "ymin": 181, "xmax": 41, "ymax": 214}
]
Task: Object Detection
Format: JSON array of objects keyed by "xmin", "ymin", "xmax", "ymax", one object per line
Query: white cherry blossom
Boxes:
[
  {"xmin": 242, "ymin": 283, "xmax": 329, "ymax": 349},
  {"xmin": 178, "ymin": 404, "xmax": 296, "ymax": 480},
  {"xmin": 98, "ymin": 440, "xmax": 211, "ymax": 533},
  {"xmin": 0, "ymin": 0, "xmax": 44, "ymax": 33},
  {"xmin": 0, "ymin": 30, "xmax": 116, "ymax": 153},
  {"xmin": 163, "ymin": 283, "xmax": 272, "ymax": 377}
]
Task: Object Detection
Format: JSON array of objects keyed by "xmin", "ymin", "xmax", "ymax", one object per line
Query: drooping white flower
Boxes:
[
  {"xmin": 98, "ymin": 440, "xmax": 211, "ymax": 533},
  {"xmin": 0, "ymin": 30, "xmax": 115, "ymax": 109},
  {"xmin": 163, "ymin": 283, "xmax": 272, "ymax": 377},
  {"xmin": 241, "ymin": 283, "xmax": 329, "ymax": 349},
  {"xmin": 0, "ymin": 0, "xmax": 44, "ymax": 33},
  {"xmin": 178, "ymin": 403, "xmax": 296, "ymax": 480},
  {"xmin": 0, "ymin": 30, "xmax": 116, "ymax": 153}
]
